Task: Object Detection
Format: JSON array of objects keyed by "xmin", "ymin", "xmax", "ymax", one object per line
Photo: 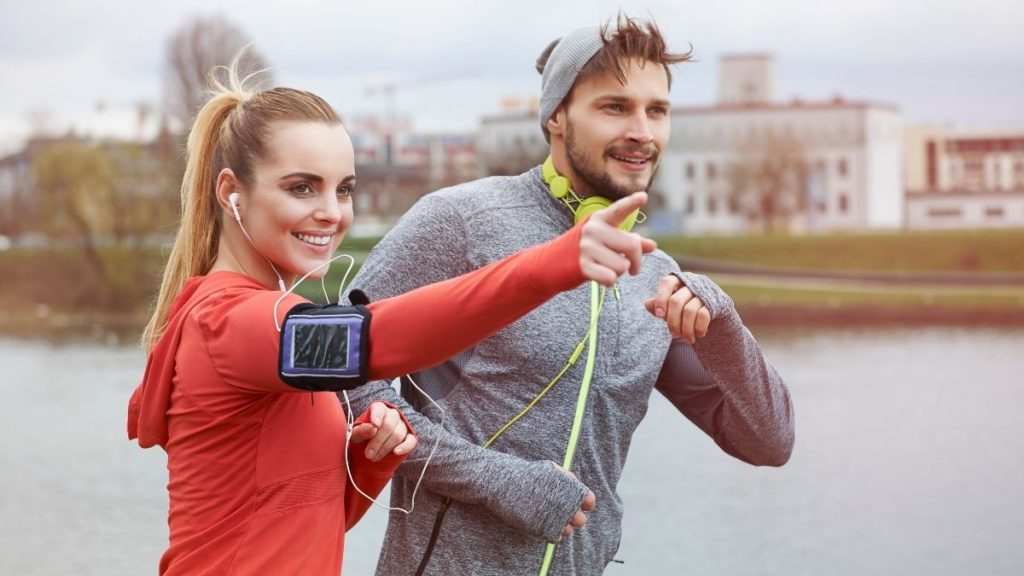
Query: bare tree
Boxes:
[
  {"xmin": 163, "ymin": 15, "xmax": 273, "ymax": 131},
  {"xmin": 727, "ymin": 132, "xmax": 808, "ymax": 234}
]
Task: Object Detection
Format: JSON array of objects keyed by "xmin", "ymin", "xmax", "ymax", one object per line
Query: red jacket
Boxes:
[{"xmin": 128, "ymin": 224, "xmax": 585, "ymax": 575}]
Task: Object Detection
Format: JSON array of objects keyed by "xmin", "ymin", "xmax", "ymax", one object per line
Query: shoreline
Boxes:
[
  {"xmin": 3, "ymin": 304, "xmax": 1024, "ymax": 345},
  {"xmin": 737, "ymin": 303, "xmax": 1024, "ymax": 329}
]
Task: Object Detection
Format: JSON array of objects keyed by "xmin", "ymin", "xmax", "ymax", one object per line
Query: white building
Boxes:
[
  {"xmin": 657, "ymin": 99, "xmax": 903, "ymax": 235},
  {"xmin": 904, "ymin": 126, "xmax": 1024, "ymax": 229},
  {"xmin": 656, "ymin": 54, "xmax": 902, "ymax": 235}
]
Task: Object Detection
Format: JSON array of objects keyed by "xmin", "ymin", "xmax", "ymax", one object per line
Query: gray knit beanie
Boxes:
[{"xmin": 538, "ymin": 25, "xmax": 606, "ymax": 136}]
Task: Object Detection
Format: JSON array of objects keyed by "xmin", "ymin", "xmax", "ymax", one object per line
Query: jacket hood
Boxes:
[{"xmin": 127, "ymin": 273, "xmax": 255, "ymax": 449}]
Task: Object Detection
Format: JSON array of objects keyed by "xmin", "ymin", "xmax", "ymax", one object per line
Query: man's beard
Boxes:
[{"xmin": 564, "ymin": 122, "xmax": 660, "ymax": 201}]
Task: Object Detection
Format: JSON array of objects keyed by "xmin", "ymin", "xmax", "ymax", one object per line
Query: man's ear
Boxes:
[
  {"xmin": 546, "ymin": 107, "xmax": 567, "ymax": 139},
  {"xmin": 214, "ymin": 168, "xmax": 238, "ymax": 214}
]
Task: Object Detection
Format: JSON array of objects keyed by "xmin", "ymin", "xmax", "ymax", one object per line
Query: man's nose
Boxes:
[{"xmin": 625, "ymin": 111, "xmax": 654, "ymax": 144}]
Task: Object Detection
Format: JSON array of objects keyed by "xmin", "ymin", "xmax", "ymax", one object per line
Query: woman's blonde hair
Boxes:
[{"xmin": 142, "ymin": 55, "xmax": 341, "ymax": 351}]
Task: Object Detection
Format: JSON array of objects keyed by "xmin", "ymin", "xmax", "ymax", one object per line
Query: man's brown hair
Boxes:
[{"xmin": 537, "ymin": 14, "xmax": 693, "ymax": 95}]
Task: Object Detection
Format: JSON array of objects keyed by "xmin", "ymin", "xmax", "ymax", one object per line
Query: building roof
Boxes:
[{"xmin": 674, "ymin": 97, "xmax": 900, "ymax": 115}]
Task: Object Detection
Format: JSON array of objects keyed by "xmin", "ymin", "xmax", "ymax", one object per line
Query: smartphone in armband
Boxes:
[{"xmin": 278, "ymin": 302, "xmax": 372, "ymax": 391}]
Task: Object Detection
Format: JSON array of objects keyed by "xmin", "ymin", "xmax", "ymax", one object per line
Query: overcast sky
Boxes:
[{"xmin": 1, "ymin": 0, "xmax": 1022, "ymax": 154}]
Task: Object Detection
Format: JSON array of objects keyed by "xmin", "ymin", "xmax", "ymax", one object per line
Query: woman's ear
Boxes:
[{"xmin": 215, "ymin": 168, "xmax": 238, "ymax": 216}]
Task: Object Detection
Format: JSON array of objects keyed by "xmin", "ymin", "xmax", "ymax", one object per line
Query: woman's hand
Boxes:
[
  {"xmin": 349, "ymin": 401, "xmax": 418, "ymax": 462},
  {"xmin": 578, "ymin": 192, "xmax": 657, "ymax": 287}
]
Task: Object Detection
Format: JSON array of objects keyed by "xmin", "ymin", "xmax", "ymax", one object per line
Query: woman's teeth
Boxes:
[{"xmin": 293, "ymin": 233, "xmax": 332, "ymax": 246}]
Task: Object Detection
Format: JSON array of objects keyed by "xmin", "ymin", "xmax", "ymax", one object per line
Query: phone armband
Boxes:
[{"xmin": 278, "ymin": 302, "xmax": 371, "ymax": 391}]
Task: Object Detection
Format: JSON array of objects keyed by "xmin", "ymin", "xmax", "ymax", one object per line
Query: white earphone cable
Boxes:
[
  {"xmin": 272, "ymin": 252, "xmax": 355, "ymax": 331},
  {"xmin": 341, "ymin": 374, "xmax": 445, "ymax": 514}
]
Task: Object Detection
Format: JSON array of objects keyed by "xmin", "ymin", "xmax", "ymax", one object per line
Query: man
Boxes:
[{"xmin": 346, "ymin": 15, "xmax": 795, "ymax": 576}]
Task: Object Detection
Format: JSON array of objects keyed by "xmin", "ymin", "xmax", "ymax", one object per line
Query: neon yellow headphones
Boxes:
[{"xmin": 541, "ymin": 156, "xmax": 642, "ymax": 231}]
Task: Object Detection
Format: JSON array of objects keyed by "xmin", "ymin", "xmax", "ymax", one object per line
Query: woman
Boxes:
[{"xmin": 127, "ymin": 65, "xmax": 654, "ymax": 575}]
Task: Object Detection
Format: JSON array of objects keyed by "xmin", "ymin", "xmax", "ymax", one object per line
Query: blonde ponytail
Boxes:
[{"xmin": 141, "ymin": 93, "xmax": 239, "ymax": 350}]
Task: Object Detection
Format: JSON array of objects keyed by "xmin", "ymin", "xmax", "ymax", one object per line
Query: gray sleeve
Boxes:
[
  {"xmin": 655, "ymin": 272, "xmax": 795, "ymax": 467},
  {"xmin": 346, "ymin": 380, "xmax": 587, "ymax": 540},
  {"xmin": 343, "ymin": 194, "xmax": 588, "ymax": 540}
]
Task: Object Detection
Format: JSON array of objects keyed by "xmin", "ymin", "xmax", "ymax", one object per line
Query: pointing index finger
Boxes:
[{"xmin": 593, "ymin": 192, "xmax": 648, "ymax": 227}]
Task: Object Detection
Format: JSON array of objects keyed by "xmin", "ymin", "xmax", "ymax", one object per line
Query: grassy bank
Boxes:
[
  {"xmin": 718, "ymin": 276, "xmax": 1024, "ymax": 328},
  {"xmin": 651, "ymin": 229, "xmax": 1024, "ymax": 324},
  {"xmin": 3, "ymin": 228, "xmax": 1023, "ymax": 338},
  {"xmin": 653, "ymin": 228, "xmax": 1024, "ymax": 273}
]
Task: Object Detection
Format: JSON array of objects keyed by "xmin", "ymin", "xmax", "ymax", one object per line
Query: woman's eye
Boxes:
[
  {"xmin": 337, "ymin": 186, "xmax": 353, "ymax": 198},
  {"xmin": 290, "ymin": 183, "xmax": 312, "ymax": 195}
]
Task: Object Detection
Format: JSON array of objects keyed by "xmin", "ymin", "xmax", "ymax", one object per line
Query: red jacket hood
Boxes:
[{"xmin": 127, "ymin": 273, "xmax": 261, "ymax": 449}]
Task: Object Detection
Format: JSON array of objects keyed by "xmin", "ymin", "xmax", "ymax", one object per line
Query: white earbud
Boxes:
[{"xmin": 228, "ymin": 192, "xmax": 242, "ymax": 223}]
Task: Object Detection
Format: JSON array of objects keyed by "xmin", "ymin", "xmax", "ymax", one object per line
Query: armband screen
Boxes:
[{"xmin": 279, "ymin": 303, "xmax": 371, "ymax": 391}]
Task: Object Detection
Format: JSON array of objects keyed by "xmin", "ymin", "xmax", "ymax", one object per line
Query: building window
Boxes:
[
  {"xmin": 926, "ymin": 141, "xmax": 938, "ymax": 189},
  {"xmin": 1014, "ymin": 161, "xmax": 1024, "ymax": 188},
  {"xmin": 707, "ymin": 197, "xmax": 717, "ymax": 215},
  {"xmin": 838, "ymin": 157, "xmax": 849, "ymax": 178},
  {"xmin": 838, "ymin": 193, "xmax": 849, "ymax": 214},
  {"xmin": 686, "ymin": 195, "xmax": 695, "ymax": 214},
  {"xmin": 962, "ymin": 157, "xmax": 985, "ymax": 189},
  {"xmin": 928, "ymin": 207, "xmax": 962, "ymax": 218},
  {"xmin": 728, "ymin": 195, "xmax": 739, "ymax": 214},
  {"xmin": 706, "ymin": 162, "xmax": 717, "ymax": 181},
  {"xmin": 686, "ymin": 163, "xmax": 695, "ymax": 180},
  {"xmin": 985, "ymin": 206, "xmax": 1005, "ymax": 218}
]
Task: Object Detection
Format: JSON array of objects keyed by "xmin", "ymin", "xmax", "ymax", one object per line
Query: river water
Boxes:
[{"xmin": 1, "ymin": 326, "xmax": 1022, "ymax": 575}]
